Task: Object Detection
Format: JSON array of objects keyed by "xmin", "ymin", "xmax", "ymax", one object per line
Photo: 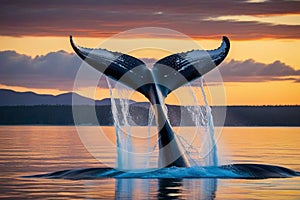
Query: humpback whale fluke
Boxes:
[
  {"xmin": 70, "ymin": 35, "xmax": 230, "ymax": 98},
  {"xmin": 70, "ymin": 35, "xmax": 230, "ymax": 168}
]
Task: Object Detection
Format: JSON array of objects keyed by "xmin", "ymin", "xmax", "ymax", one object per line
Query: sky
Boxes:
[{"xmin": 0, "ymin": 0, "xmax": 299, "ymax": 105}]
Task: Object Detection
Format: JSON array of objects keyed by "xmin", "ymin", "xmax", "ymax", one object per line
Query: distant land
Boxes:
[
  {"xmin": 0, "ymin": 89, "xmax": 299, "ymax": 126},
  {"xmin": 0, "ymin": 89, "xmax": 128, "ymax": 106}
]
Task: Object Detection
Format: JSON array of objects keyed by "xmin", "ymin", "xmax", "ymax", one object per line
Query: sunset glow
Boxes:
[{"xmin": 0, "ymin": 1, "xmax": 299, "ymax": 106}]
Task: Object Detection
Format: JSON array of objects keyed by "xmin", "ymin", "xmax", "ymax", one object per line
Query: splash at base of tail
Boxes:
[{"xmin": 25, "ymin": 163, "xmax": 300, "ymax": 179}]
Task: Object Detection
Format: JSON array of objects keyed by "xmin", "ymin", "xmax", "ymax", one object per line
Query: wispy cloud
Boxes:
[
  {"xmin": 0, "ymin": 0, "xmax": 299, "ymax": 39},
  {"xmin": 245, "ymin": 0, "xmax": 269, "ymax": 3},
  {"xmin": 218, "ymin": 59, "xmax": 300, "ymax": 82},
  {"xmin": 204, "ymin": 14, "xmax": 300, "ymax": 26}
]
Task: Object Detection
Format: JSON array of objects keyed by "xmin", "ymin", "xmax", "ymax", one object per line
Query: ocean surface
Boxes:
[{"xmin": 0, "ymin": 126, "xmax": 299, "ymax": 199}]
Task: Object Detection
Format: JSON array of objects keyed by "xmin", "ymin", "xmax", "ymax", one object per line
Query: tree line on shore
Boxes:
[{"xmin": 0, "ymin": 105, "xmax": 299, "ymax": 126}]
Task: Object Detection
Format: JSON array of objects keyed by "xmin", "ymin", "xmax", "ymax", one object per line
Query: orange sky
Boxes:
[
  {"xmin": 0, "ymin": 36, "xmax": 299, "ymax": 105},
  {"xmin": 0, "ymin": 1, "xmax": 299, "ymax": 105}
]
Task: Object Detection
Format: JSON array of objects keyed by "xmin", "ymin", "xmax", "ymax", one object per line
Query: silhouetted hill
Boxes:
[{"xmin": 0, "ymin": 89, "xmax": 135, "ymax": 106}]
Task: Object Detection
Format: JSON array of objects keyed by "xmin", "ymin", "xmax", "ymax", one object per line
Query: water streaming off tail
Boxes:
[
  {"xmin": 200, "ymin": 78, "xmax": 218, "ymax": 166},
  {"xmin": 106, "ymin": 76, "xmax": 217, "ymax": 169},
  {"xmin": 106, "ymin": 78, "xmax": 158, "ymax": 170},
  {"xmin": 178, "ymin": 78, "xmax": 218, "ymax": 167},
  {"xmin": 107, "ymin": 78, "xmax": 134, "ymax": 170}
]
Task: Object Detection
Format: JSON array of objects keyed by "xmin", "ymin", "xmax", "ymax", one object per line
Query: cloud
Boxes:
[
  {"xmin": 204, "ymin": 14, "xmax": 300, "ymax": 26},
  {"xmin": 0, "ymin": 50, "xmax": 82, "ymax": 90},
  {"xmin": 0, "ymin": 51, "xmax": 160, "ymax": 91},
  {"xmin": 0, "ymin": 0, "xmax": 299, "ymax": 39},
  {"xmin": 0, "ymin": 51, "xmax": 299, "ymax": 91},
  {"xmin": 218, "ymin": 59, "xmax": 300, "ymax": 82},
  {"xmin": 139, "ymin": 58, "xmax": 157, "ymax": 65}
]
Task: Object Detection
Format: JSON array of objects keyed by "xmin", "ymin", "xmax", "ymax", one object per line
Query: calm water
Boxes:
[{"xmin": 0, "ymin": 126, "xmax": 299, "ymax": 199}]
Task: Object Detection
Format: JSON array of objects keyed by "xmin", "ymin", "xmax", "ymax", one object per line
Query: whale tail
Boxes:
[
  {"xmin": 70, "ymin": 35, "xmax": 230, "ymax": 99},
  {"xmin": 70, "ymin": 36, "xmax": 230, "ymax": 168}
]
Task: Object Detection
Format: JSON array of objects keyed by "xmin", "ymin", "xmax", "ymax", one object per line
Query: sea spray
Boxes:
[
  {"xmin": 146, "ymin": 107, "xmax": 155, "ymax": 167},
  {"xmin": 178, "ymin": 78, "xmax": 218, "ymax": 167},
  {"xmin": 200, "ymin": 78, "xmax": 218, "ymax": 166},
  {"xmin": 106, "ymin": 78, "xmax": 135, "ymax": 170},
  {"xmin": 107, "ymin": 76, "xmax": 217, "ymax": 169},
  {"xmin": 184, "ymin": 98, "xmax": 206, "ymax": 166}
]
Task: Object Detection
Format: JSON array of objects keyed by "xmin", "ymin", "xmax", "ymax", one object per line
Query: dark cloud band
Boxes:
[{"xmin": 0, "ymin": 0, "xmax": 299, "ymax": 39}]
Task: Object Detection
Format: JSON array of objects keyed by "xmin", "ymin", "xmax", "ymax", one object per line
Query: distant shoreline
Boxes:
[{"xmin": 1, "ymin": 105, "xmax": 299, "ymax": 127}]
